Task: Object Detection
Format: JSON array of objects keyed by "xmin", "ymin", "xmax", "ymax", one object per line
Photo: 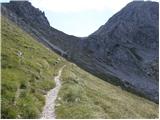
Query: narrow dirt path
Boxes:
[{"xmin": 41, "ymin": 65, "xmax": 66, "ymax": 119}]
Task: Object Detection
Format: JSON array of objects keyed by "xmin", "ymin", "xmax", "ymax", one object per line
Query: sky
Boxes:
[{"xmin": 1, "ymin": 0, "xmax": 159, "ymax": 37}]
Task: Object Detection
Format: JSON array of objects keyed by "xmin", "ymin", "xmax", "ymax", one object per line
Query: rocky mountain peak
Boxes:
[
  {"xmin": 93, "ymin": 1, "xmax": 159, "ymax": 36},
  {"xmin": 2, "ymin": 0, "xmax": 50, "ymax": 28},
  {"xmin": 77, "ymin": 1, "xmax": 159, "ymax": 103}
]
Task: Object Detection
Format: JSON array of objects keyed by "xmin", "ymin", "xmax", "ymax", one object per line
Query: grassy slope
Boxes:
[
  {"xmin": 56, "ymin": 63, "xmax": 159, "ymax": 119},
  {"xmin": 1, "ymin": 16, "xmax": 158, "ymax": 119},
  {"xmin": 1, "ymin": 16, "xmax": 65, "ymax": 118}
]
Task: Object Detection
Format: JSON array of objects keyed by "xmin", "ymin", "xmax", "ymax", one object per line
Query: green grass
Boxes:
[
  {"xmin": 55, "ymin": 63, "xmax": 159, "ymax": 119},
  {"xmin": 1, "ymin": 16, "xmax": 65, "ymax": 118},
  {"xmin": 1, "ymin": 16, "xmax": 159, "ymax": 119}
]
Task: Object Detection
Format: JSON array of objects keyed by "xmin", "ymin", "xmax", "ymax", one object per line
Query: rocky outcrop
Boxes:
[
  {"xmin": 1, "ymin": 1, "xmax": 159, "ymax": 103},
  {"xmin": 75, "ymin": 1, "xmax": 159, "ymax": 103}
]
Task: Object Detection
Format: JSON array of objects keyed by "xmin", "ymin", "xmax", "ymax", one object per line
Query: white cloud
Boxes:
[{"xmin": 31, "ymin": 0, "xmax": 133, "ymax": 13}]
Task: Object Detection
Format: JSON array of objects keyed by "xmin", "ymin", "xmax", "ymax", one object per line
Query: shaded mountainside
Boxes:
[
  {"xmin": 1, "ymin": 16, "xmax": 158, "ymax": 119},
  {"xmin": 1, "ymin": 1, "xmax": 159, "ymax": 103},
  {"xmin": 74, "ymin": 1, "xmax": 159, "ymax": 103}
]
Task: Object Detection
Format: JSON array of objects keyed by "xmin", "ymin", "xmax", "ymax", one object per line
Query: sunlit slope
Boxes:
[
  {"xmin": 56, "ymin": 63, "xmax": 158, "ymax": 119},
  {"xmin": 1, "ymin": 16, "xmax": 65, "ymax": 118},
  {"xmin": 1, "ymin": 16, "xmax": 158, "ymax": 119}
]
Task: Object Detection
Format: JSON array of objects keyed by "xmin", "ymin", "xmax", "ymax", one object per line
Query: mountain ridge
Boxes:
[
  {"xmin": 73, "ymin": 1, "xmax": 159, "ymax": 103},
  {"xmin": 1, "ymin": 16, "xmax": 158, "ymax": 119},
  {"xmin": 1, "ymin": 1, "xmax": 159, "ymax": 103}
]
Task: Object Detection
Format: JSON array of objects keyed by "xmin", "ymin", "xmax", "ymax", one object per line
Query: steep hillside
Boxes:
[
  {"xmin": 1, "ymin": 1, "xmax": 158, "ymax": 103},
  {"xmin": 1, "ymin": 16, "xmax": 65, "ymax": 118},
  {"xmin": 1, "ymin": 5, "xmax": 159, "ymax": 119},
  {"xmin": 55, "ymin": 63, "xmax": 158, "ymax": 119},
  {"xmin": 1, "ymin": 1, "xmax": 80, "ymax": 57},
  {"xmin": 74, "ymin": 1, "xmax": 159, "ymax": 103}
]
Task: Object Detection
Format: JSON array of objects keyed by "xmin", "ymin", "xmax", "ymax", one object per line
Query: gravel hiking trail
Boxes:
[{"xmin": 41, "ymin": 65, "xmax": 66, "ymax": 119}]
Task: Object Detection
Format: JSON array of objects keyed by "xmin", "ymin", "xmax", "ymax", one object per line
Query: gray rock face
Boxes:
[
  {"xmin": 75, "ymin": 1, "xmax": 159, "ymax": 103},
  {"xmin": 1, "ymin": 1, "xmax": 159, "ymax": 103}
]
